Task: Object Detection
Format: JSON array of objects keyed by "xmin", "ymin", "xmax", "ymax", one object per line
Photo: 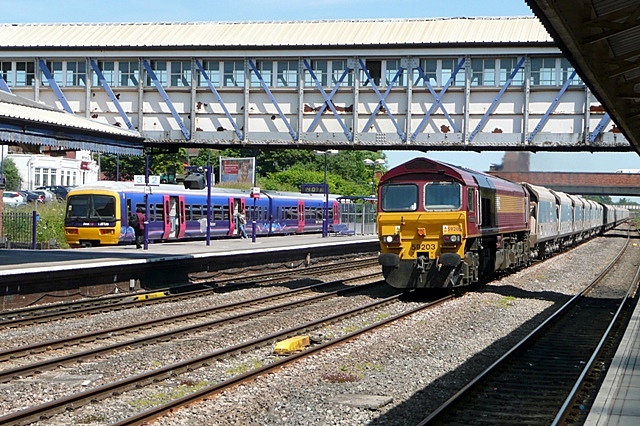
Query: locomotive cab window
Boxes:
[
  {"xmin": 424, "ymin": 182, "xmax": 461, "ymax": 211},
  {"xmin": 380, "ymin": 183, "xmax": 418, "ymax": 212},
  {"xmin": 65, "ymin": 194, "xmax": 117, "ymax": 222}
]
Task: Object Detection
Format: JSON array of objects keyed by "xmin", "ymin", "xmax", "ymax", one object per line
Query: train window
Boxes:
[
  {"xmin": 467, "ymin": 188, "xmax": 474, "ymax": 212},
  {"xmin": 154, "ymin": 203, "xmax": 164, "ymax": 222},
  {"xmin": 425, "ymin": 182, "xmax": 461, "ymax": 210},
  {"xmin": 283, "ymin": 207, "xmax": 296, "ymax": 220},
  {"xmin": 222, "ymin": 205, "xmax": 230, "ymax": 221},
  {"xmin": 380, "ymin": 184, "xmax": 418, "ymax": 212},
  {"xmin": 191, "ymin": 205, "xmax": 202, "ymax": 221},
  {"xmin": 212, "ymin": 205, "xmax": 223, "ymax": 221}
]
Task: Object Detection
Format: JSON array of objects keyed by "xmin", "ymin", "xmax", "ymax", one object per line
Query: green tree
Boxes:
[
  {"xmin": 97, "ymin": 146, "xmax": 387, "ymax": 196},
  {"xmin": 585, "ymin": 195, "xmax": 612, "ymax": 204},
  {"xmin": 97, "ymin": 148, "xmax": 189, "ymax": 181},
  {"xmin": 1, "ymin": 158, "xmax": 22, "ymax": 190}
]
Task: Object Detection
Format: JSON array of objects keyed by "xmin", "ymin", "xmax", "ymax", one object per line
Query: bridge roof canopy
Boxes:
[
  {"xmin": 0, "ymin": 17, "xmax": 553, "ymax": 50},
  {"xmin": 526, "ymin": 0, "xmax": 640, "ymax": 155}
]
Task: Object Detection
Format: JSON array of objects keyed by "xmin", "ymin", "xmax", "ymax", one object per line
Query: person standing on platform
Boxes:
[
  {"xmin": 236, "ymin": 209, "xmax": 248, "ymax": 239},
  {"xmin": 132, "ymin": 207, "xmax": 145, "ymax": 248}
]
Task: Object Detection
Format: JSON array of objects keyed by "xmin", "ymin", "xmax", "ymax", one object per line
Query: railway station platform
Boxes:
[
  {"xmin": 0, "ymin": 234, "xmax": 379, "ymax": 303},
  {"xmin": 585, "ymin": 295, "xmax": 640, "ymax": 425}
]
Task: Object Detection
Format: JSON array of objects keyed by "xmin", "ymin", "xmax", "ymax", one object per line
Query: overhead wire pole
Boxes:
[
  {"xmin": 323, "ymin": 153, "xmax": 328, "ymax": 238},
  {"xmin": 144, "ymin": 149, "xmax": 150, "ymax": 250},
  {"xmin": 315, "ymin": 150, "xmax": 338, "ymax": 237},
  {"xmin": 206, "ymin": 166, "xmax": 211, "ymax": 246}
]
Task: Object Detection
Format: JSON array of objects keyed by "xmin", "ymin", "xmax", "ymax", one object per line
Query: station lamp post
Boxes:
[
  {"xmin": 314, "ymin": 149, "xmax": 339, "ymax": 237},
  {"xmin": 363, "ymin": 158, "xmax": 385, "ymax": 197}
]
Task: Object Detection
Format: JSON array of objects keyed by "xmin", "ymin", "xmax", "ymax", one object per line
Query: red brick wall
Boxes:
[{"xmin": 488, "ymin": 171, "xmax": 640, "ymax": 188}]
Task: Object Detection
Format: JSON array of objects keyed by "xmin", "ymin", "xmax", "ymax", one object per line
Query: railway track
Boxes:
[
  {"xmin": 0, "ymin": 273, "xmax": 381, "ymax": 381},
  {"xmin": 0, "ymin": 256, "xmax": 378, "ymax": 327},
  {"xmin": 0, "ymin": 273, "xmax": 453, "ymax": 425},
  {"xmin": 418, "ymin": 229, "xmax": 639, "ymax": 425}
]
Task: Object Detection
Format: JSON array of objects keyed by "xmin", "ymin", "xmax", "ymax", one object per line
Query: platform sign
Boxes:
[
  {"xmin": 300, "ymin": 183, "xmax": 327, "ymax": 194},
  {"xmin": 134, "ymin": 175, "xmax": 161, "ymax": 186},
  {"xmin": 250, "ymin": 187, "xmax": 261, "ymax": 199}
]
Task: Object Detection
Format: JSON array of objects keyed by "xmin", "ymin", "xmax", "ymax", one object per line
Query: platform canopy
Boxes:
[
  {"xmin": 0, "ymin": 91, "xmax": 144, "ymax": 155},
  {"xmin": 526, "ymin": 0, "xmax": 640, "ymax": 155}
]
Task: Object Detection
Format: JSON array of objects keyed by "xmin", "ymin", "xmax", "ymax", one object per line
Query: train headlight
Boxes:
[
  {"xmin": 443, "ymin": 234, "xmax": 461, "ymax": 243},
  {"xmin": 382, "ymin": 234, "xmax": 400, "ymax": 245}
]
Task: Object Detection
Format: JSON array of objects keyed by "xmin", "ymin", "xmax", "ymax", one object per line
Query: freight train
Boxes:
[
  {"xmin": 64, "ymin": 182, "xmax": 340, "ymax": 247},
  {"xmin": 377, "ymin": 158, "xmax": 629, "ymax": 289}
]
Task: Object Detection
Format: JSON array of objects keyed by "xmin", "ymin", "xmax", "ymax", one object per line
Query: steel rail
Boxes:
[
  {"xmin": 112, "ymin": 294, "xmax": 454, "ymax": 426},
  {"xmin": 0, "ymin": 274, "xmax": 382, "ymax": 383},
  {"xmin": 0, "ymin": 285, "xmax": 449, "ymax": 426},
  {"xmin": 0, "ymin": 257, "xmax": 378, "ymax": 327},
  {"xmin": 418, "ymin": 229, "xmax": 631, "ymax": 425},
  {"xmin": 0, "ymin": 272, "xmax": 379, "ymax": 364},
  {"xmin": 552, "ymin": 231, "xmax": 639, "ymax": 425}
]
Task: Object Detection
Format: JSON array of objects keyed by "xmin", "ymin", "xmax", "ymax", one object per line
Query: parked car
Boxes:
[
  {"xmin": 2, "ymin": 191, "xmax": 26, "ymax": 207},
  {"xmin": 35, "ymin": 185, "xmax": 74, "ymax": 200},
  {"xmin": 19, "ymin": 190, "xmax": 44, "ymax": 203},
  {"xmin": 32, "ymin": 189, "xmax": 56, "ymax": 202}
]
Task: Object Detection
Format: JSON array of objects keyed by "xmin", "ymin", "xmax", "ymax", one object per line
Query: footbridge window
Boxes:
[
  {"xmin": 331, "ymin": 60, "xmax": 353, "ymax": 86},
  {"xmin": 93, "ymin": 61, "xmax": 116, "ymax": 86},
  {"xmin": 119, "ymin": 61, "xmax": 139, "ymax": 87},
  {"xmin": 250, "ymin": 60, "xmax": 273, "ymax": 87},
  {"xmin": 304, "ymin": 60, "xmax": 328, "ymax": 87},
  {"xmin": 170, "ymin": 60, "xmax": 191, "ymax": 87},
  {"xmin": 16, "ymin": 61, "xmax": 36, "ymax": 86},
  {"xmin": 145, "ymin": 61, "xmax": 167, "ymax": 86},
  {"xmin": 385, "ymin": 59, "xmax": 406, "ymax": 86},
  {"xmin": 414, "ymin": 58, "xmax": 465, "ymax": 87},
  {"xmin": 223, "ymin": 61, "xmax": 244, "ymax": 87},
  {"xmin": 471, "ymin": 58, "xmax": 496, "ymax": 87},
  {"xmin": 276, "ymin": 61, "xmax": 298, "ymax": 87},
  {"xmin": 531, "ymin": 57, "xmax": 584, "ymax": 86},
  {"xmin": 499, "ymin": 57, "xmax": 524, "ymax": 86}
]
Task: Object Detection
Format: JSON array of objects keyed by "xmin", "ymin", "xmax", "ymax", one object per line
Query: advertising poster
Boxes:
[{"xmin": 220, "ymin": 157, "xmax": 255, "ymax": 183}]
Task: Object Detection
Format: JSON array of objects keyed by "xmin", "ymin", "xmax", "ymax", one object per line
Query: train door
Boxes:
[
  {"xmin": 229, "ymin": 197, "xmax": 246, "ymax": 236},
  {"xmin": 466, "ymin": 188, "xmax": 480, "ymax": 235},
  {"xmin": 177, "ymin": 196, "xmax": 186, "ymax": 238},
  {"xmin": 332, "ymin": 202, "xmax": 339, "ymax": 225},
  {"xmin": 297, "ymin": 201, "xmax": 305, "ymax": 233},
  {"xmin": 162, "ymin": 195, "xmax": 182, "ymax": 239}
]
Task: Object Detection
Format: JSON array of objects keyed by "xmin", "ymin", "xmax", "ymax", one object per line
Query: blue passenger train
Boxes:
[{"xmin": 64, "ymin": 182, "xmax": 340, "ymax": 247}]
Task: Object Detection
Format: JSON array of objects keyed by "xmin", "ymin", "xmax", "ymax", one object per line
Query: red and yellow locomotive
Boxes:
[{"xmin": 377, "ymin": 158, "xmax": 531, "ymax": 289}]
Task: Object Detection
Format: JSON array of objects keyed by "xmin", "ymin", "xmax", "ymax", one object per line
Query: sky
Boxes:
[{"xmin": 2, "ymin": 0, "xmax": 640, "ymax": 175}]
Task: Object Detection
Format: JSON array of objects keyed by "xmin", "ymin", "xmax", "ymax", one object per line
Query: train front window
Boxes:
[
  {"xmin": 381, "ymin": 184, "xmax": 418, "ymax": 212},
  {"xmin": 66, "ymin": 194, "xmax": 116, "ymax": 221},
  {"xmin": 425, "ymin": 182, "xmax": 461, "ymax": 210}
]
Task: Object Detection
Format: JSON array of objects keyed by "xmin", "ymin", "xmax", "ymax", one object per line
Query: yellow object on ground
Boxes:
[
  {"xmin": 274, "ymin": 335, "xmax": 311, "ymax": 354},
  {"xmin": 133, "ymin": 291, "xmax": 168, "ymax": 301}
]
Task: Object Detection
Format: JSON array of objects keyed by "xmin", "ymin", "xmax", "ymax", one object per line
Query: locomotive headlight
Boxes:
[
  {"xmin": 443, "ymin": 234, "xmax": 461, "ymax": 243},
  {"xmin": 382, "ymin": 234, "xmax": 400, "ymax": 245}
]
